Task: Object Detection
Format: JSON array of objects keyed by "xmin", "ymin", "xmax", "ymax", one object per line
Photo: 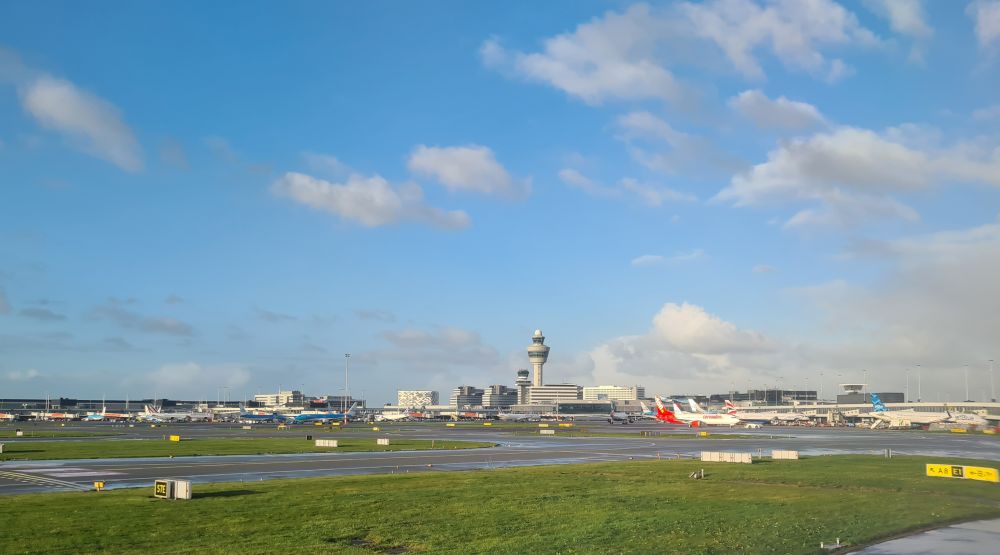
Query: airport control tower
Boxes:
[
  {"xmin": 527, "ymin": 329, "xmax": 550, "ymax": 387},
  {"xmin": 515, "ymin": 369, "xmax": 531, "ymax": 404}
]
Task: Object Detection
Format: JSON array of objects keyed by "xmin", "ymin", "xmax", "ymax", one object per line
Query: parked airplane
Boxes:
[
  {"xmin": 652, "ymin": 397, "xmax": 687, "ymax": 425},
  {"xmin": 638, "ymin": 401, "xmax": 659, "ymax": 419},
  {"xmin": 868, "ymin": 394, "xmax": 952, "ymax": 426},
  {"xmin": 83, "ymin": 407, "xmax": 130, "ymax": 421},
  {"xmin": 375, "ymin": 411, "xmax": 413, "ymax": 422},
  {"xmin": 0, "ymin": 412, "xmax": 20, "ymax": 421},
  {"xmin": 142, "ymin": 404, "xmax": 212, "ymax": 422},
  {"xmin": 672, "ymin": 400, "xmax": 740, "ymax": 427},
  {"xmin": 723, "ymin": 400, "xmax": 809, "ymax": 423},
  {"xmin": 286, "ymin": 403, "xmax": 358, "ymax": 424},
  {"xmin": 497, "ymin": 410, "xmax": 543, "ymax": 422},
  {"xmin": 238, "ymin": 410, "xmax": 285, "ymax": 422},
  {"xmin": 948, "ymin": 411, "xmax": 989, "ymax": 427},
  {"xmin": 607, "ymin": 410, "xmax": 632, "ymax": 424}
]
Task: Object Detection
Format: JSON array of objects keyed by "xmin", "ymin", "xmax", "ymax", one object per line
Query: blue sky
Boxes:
[{"xmin": 2, "ymin": 1, "xmax": 999, "ymax": 404}]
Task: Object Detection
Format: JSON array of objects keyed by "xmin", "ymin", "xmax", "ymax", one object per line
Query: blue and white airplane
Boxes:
[
  {"xmin": 286, "ymin": 403, "xmax": 359, "ymax": 424},
  {"xmin": 239, "ymin": 411, "xmax": 285, "ymax": 423}
]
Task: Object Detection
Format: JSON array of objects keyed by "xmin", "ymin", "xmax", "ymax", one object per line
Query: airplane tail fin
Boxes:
[
  {"xmin": 688, "ymin": 398, "xmax": 704, "ymax": 413},
  {"xmin": 724, "ymin": 400, "xmax": 737, "ymax": 415},
  {"xmin": 672, "ymin": 400, "xmax": 686, "ymax": 415},
  {"xmin": 870, "ymin": 393, "xmax": 888, "ymax": 413},
  {"xmin": 653, "ymin": 397, "xmax": 682, "ymax": 424}
]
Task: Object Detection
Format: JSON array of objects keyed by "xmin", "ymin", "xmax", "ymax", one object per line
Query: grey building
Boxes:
[
  {"xmin": 449, "ymin": 386, "xmax": 484, "ymax": 408},
  {"xmin": 481, "ymin": 385, "xmax": 518, "ymax": 408}
]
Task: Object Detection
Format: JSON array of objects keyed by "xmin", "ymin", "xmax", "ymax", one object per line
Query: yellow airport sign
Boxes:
[
  {"xmin": 446, "ymin": 423, "xmax": 456, "ymax": 427},
  {"xmin": 371, "ymin": 427, "xmax": 380, "ymax": 431},
  {"xmin": 93, "ymin": 481, "xmax": 105, "ymax": 492},
  {"xmin": 699, "ymin": 431, "xmax": 710, "ymax": 437},
  {"xmin": 950, "ymin": 428, "xmax": 968, "ymax": 433},
  {"xmin": 926, "ymin": 464, "xmax": 999, "ymax": 482},
  {"xmin": 558, "ymin": 423, "xmax": 574, "ymax": 428},
  {"xmin": 168, "ymin": 435, "xmax": 181, "ymax": 442},
  {"xmin": 538, "ymin": 423, "xmax": 549, "ymax": 428},
  {"xmin": 483, "ymin": 422, "xmax": 492, "ymax": 427}
]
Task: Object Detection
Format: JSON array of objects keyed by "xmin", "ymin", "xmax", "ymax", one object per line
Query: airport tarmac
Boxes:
[{"xmin": 1, "ymin": 422, "xmax": 998, "ymax": 495}]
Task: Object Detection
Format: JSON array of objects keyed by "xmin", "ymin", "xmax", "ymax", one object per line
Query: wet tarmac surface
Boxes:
[
  {"xmin": 2, "ymin": 421, "xmax": 998, "ymax": 495},
  {"xmin": 853, "ymin": 518, "xmax": 1000, "ymax": 554}
]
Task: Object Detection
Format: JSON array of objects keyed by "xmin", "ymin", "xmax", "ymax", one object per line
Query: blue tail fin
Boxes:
[{"xmin": 870, "ymin": 393, "xmax": 887, "ymax": 412}]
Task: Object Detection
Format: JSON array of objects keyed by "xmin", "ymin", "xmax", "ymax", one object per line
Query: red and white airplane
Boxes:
[
  {"xmin": 652, "ymin": 397, "xmax": 692, "ymax": 426},
  {"xmin": 671, "ymin": 400, "xmax": 741, "ymax": 427}
]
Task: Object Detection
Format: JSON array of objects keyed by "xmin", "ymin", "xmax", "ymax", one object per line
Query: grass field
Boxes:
[
  {"xmin": 3, "ymin": 455, "xmax": 1000, "ymax": 554},
  {"xmin": 0, "ymin": 437, "xmax": 494, "ymax": 461}
]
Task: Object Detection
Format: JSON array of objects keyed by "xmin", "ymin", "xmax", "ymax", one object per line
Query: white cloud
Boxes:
[
  {"xmin": 559, "ymin": 168, "xmax": 695, "ymax": 206},
  {"xmin": 302, "ymin": 151, "xmax": 351, "ymax": 177},
  {"xmin": 91, "ymin": 302, "xmax": 195, "ymax": 336},
  {"xmin": 481, "ymin": 1, "xmax": 881, "ymax": 107},
  {"xmin": 631, "ymin": 255, "xmax": 665, "ymax": 267},
  {"xmin": 790, "ymin": 217, "xmax": 1000, "ymax": 398},
  {"xmin": 18, "ymin": 75, "xmax": 143, "ymax": 171},
  {"xmin": 614, "ymin": 111, "xmax": 744, "ymax": 176},
  {"xmin": 407, "ymin": 145, "xmax": 529, "ymax": 197},
  {"xmin": 584, "ymin": 302, "xmax": 776, "ymax": 393},
  {"xmin": 715, "ymin": 125, "xmax": 1000, "ymax": 228},
  {"xmin": 865, "ymin": 0, "xmax": 933, "ymax": 38},
  {"xmin": 679, "ymin": 0, "xmax": 879, "ymax": 80},
  {"xmin": 144, "ymin": 362, "xmax": 251, "ymax": 399},
  {"xmin": 272, "ymin": 171, "xmax": 470, "ymax": 230},
  {"xmin": 479, "ymin": 4, "xmax": 684, "ymax": 105},
  {"xmin": 864, "ymin": 0, "xmax": 933, "ymax": 61},
  {"xmin": 557, "ymin": 168, "xmax": 618, "ymax": 197},
  {"xmin": 973, "ymin": 104, "xmax": 1000, "ymax": 120},
  {"xmin": 620, "ymin": 178, "xmax": 697, "ymax": 206},
  {"xmin": 968, "ymin": 1, "xmax": 1000, "ymax": 49},
  {"xmin": 728, "ymin": 90, "xmax": 826, "ymax": 130},
  {"xmin": 752, "ymin": 264, "xmax": 776, "ymax": 273},
  {"xmin": 631, "ymin": 249, "xmax": 705, "ymax": 267},
  {"xmin": 5, "ymin": 368, "xmax": 42, "ymax": 382}
]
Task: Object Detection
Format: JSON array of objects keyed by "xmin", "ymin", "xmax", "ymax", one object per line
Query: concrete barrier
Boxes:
[
  {"xmin": 315, "ymin": 439, "xmax": 338, "ymax": 447},
  {"xmin": 377, "ymin": 438, "xmax": 390, "ymax": 446},
  {"xmin": 772, "ymin": 450, "xmax": 799, "ymax": 460},
  {"xmin": 700, "ymin": 451, "xmax": 752, "ymax": 463}
]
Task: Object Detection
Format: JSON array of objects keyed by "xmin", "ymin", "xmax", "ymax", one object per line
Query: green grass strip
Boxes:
[{"xmin": 3, "ymin": 455, "xmax": 1000, "ymax": 554}]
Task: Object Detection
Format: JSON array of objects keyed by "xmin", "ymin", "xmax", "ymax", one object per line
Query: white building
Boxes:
[
  {"xmin": 582, "ymin": 385, "xmax": 645, "ymax": 402},
  {"xmin": 253, "ymin": 390, "xmax": 304, "ymax": 407},
  {"xmin": 527, "ymin": 384, "xmax": 581, "ymax": 404},
  {"xmin": 397, "ymin": 390, "xmax": 439, "ymax": 407}
]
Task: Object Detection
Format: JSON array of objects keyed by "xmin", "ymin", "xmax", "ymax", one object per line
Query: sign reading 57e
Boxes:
[
  {"xmin": 926, "ymin": 464, "xmax": 999, "ymax": 483},
  {"xmin": 153, "ymin": 480, "xmax": 174, "ymax": 499}
]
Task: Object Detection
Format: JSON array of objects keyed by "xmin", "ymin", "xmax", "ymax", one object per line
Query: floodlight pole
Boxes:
[
  {"xmin": 990, "ymin": 360, "xmax": 995, "ymax": 403},
  {"xmin": 344, "ymin": 353, "xmax": 351, "ymax": 413}
]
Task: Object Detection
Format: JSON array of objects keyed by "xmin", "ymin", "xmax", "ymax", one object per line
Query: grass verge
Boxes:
[
  {"xmin": 0, "ymin": 438, "xmax": 494, "ymax": 461},
  {"xmin": 3, "ymin": 455, "xmax": 1000, "ymax": 554}
]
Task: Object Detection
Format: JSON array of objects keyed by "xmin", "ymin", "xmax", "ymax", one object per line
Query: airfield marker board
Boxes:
[{"xmin": 926, "ymin": 464, "xmax": 999, "ymax": 482}]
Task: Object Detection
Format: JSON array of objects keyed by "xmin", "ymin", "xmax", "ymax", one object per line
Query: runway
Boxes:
[{"xmin": 2, "ymin": 422, "xmax": 998, "ymax": 495}]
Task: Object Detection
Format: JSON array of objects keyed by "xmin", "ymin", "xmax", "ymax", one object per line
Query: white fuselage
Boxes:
[{"xmin": 672, "ymin": 403, "xmax": 740, "ymax": 426}]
